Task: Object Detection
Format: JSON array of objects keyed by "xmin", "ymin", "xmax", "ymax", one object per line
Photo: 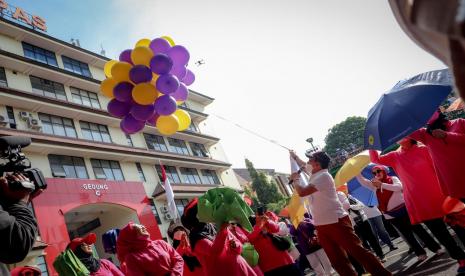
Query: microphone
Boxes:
[
  {"xmin": 0, "ymin": 136, "xmax": 31, "ymax": 149},
  {"xmin": 288, "ymin": 166, "xmax": 306, "ymax": 185}
]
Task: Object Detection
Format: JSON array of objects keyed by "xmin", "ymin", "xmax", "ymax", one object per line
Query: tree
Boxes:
[
  {"xmin": 245, "ymin": 159, "xmax": 283, "ymax": 206},
  {"xmin": 324, "ymin": 116, "xmax": 366, "ymax": 157}
]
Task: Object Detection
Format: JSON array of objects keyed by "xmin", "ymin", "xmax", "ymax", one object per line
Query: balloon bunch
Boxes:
[{"xmin": 100, "ymin": 36, "xmax": 195, "ymax": 135}]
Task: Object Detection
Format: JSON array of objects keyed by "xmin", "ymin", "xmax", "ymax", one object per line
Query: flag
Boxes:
[
  {"xmin": 287, "ymin": 156, "xmax": 308, "ymax": 228},
  {"xmin": 160, "ymin": 161, "xmax": 178, "ymax": 220}
]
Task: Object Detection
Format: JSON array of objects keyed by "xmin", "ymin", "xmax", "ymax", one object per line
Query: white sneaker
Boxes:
[
  {"xmin": 435, "ymin": 248, "xmax": 446, "ymax": 255},
  {"xmin": 417, "ymin": 254, "xmax": 427, "ymax": 262}
]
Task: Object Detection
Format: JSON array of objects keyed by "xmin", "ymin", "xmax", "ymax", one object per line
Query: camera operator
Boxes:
[{"xmin": 0, "ymin": 173, "xmax": 38, "ymax": 275}]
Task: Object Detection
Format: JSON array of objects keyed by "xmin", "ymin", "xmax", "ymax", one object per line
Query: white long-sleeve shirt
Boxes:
[{"xmin": 356, "ymin": 175, "xmax": 404, "ymax": 220}]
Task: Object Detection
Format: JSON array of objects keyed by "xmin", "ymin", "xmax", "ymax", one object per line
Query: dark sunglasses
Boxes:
[{"xmin": 372, "ymin": 170, "xmax": 383, "ymax": 175}]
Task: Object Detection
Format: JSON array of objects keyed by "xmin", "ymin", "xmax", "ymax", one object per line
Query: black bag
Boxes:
[{"xmin": 267, "ymin": 233, "xmax": 291, "ymax": 251}]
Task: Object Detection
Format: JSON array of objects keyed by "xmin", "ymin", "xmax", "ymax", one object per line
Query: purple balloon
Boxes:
[
  {"xmin": 149, "ymin": 38, "xmax": 171, "ymax": 54},
  {"xmin": 130, "ymin": 103, "xmax": 156, "ymax": 121},
  {"xmin": 156, "ymin": 74, "xmax": 180, "ymax": 94},
  {"xmin": 120, "ymin": 114, "xmax": 145, "ymax": 134},
  {"xmin": 119, "ymin": 49, "xmax": 133, "ymax": 64},
  {"xmin": 167, "ymin": 45, "xmax": 190, "ymax": 66},
  {"xmin": 172, "ymin": 83, "xmax": 188, "ymax": 101},
  {"xmin": 170, "ymin": 65, "xmax": 187, "ymax": 80},
  {"xmin": 107, "ymin": 99, "xmax": 131, "ymax": 118},
  {"xmin": 182, "ymin": 69, "xmax": 195, "ymax": 86},
  {"xmin": 154, "ymin": 95, "xmax": 177, "ymax": 115},
  {"xmin": 129, "ymin": 65, "xmax": 152, "ymax": 84},
  {"xmin": 113, "ymin": 82, "xmax": 134, "ymax": 102},
  {"xmin": 146, "ymin": 113, "xmax": 160, "ymax": 126},
  {"xmin": 150, "ymin": 54, "xmax": 173, "ymax": 75}
]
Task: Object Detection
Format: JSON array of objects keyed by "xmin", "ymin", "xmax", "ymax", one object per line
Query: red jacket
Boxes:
[
  {"xmin": 369, "ymin": 147, "xmax": 446, "ymax": 224},
  {"xmin": 193, "ymin": 227, "xmax": 257, "ymax": 276},
  {"xmin": 248, "ymin": 220, "xmax": 294, "ymax": 273},
  {"xmin": 229, "ymin": 225, "xmax": 264, "ymax": 276},
  {"xmin": 176, "ymin": 245, "xmax": 205, "ymax": 276},
  {"xmin": 410, "ymin": 119, "xmax": 465, "ymax": 198},
  {"xmin": 90, "ymin": 259, "xmax": 124, "ymax": 276}
]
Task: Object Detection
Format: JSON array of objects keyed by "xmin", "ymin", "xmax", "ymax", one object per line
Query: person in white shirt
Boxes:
[
  {"xmin": 362, "ymin": 205, "xmax": 398, "ymax": 252},
  {"xmin": 289, "ymin": 150, "xmax": 391, "ymax": 276},
  {"xmin": 357, "ymin": 166, "xmax": 443, "ymax": 262}
]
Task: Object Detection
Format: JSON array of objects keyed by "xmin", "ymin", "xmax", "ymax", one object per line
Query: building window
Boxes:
[
  {"xmin": 39, "ymin": 113, "xmax": 77, "ymax": 137},
  {"xmin": 48, "ymin": 154, "xmax": 88, "ymax": 179},
  {"xmin": 6, "ymin": 106, "xmax": 16, "ymax": 129},
  {"xmin": 151, "ymin": 201, "xmax": 162, "ymax": 224},
  {"xmin": 201, "ymin": 169, "xmax": 221, "ymax": 185},
  {"xmin": 22, "ymin": 42, "xmax": 58, "ymax": 67},
  {"xmin": 180, "ymin": 167, "xmax": 202, "ymax": 184},
  {"xmin": 144, "ymin": 133, "xmax": 168, "ymax": 152},
  {"xmin": 30, "ymin": 76, "xmax": 67, "ymax": 101},
  {"xmin": 62, "ymin": 56, "xmax": 92, "ymax": 77},
  {"xmin": 91, "ymin": 159, "xmax": 124, "ymax": 181},
  {"xmin": 80, "ymin": 121, "xmax": 112, "ymax": 143},
  {"xmin": 136, "ymin": 162, "xmax": 146, "ymax": 182},
  {"xmin": 190, "ymin": 142, "xmax": 209, "ymax": 157},
  {"xmin": 71, "ymin": 87, "xmax": 101, "ymax": 109},
  {"xmin": 175, "ymin": 199, "xmax": 190, "ymax": 217},
  {"xmin": 168, "ymin": 138, "xmax": 189, "ymax": 155},
  {"xmin": 36, "ymin": 255, "xmax": 49, "ymax": 276},
  {"xmin": 187, "ymin": 122, "xmax": 198, "ymax": 132},
  {"xmin": 0, "ymin": 67, "xmax": 7, "ymax": 87},
  {"xmin": 126, "ymin": 134, "xmax": 133, "ymax": 146},
  {"xmin": 155, "ymin": 165, "xmax": 181, "ymax": 184}
]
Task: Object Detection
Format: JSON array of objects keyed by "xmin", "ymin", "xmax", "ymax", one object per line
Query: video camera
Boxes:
[{"xmin": 0, "ymin": 136, "xmax": 47, "ymax": 197}]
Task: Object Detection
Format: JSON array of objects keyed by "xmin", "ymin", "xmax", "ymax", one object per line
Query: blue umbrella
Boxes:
[
  {"xmin": 348, "ymin": 164, "xmax": 397, "ymax": 206},
  {"xmin": 364, "ymin": 69, "xmax": 452, "ymax": 150}
]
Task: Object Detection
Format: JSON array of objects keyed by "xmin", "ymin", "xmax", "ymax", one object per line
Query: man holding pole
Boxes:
[{"xmin": 289, "ymin": 150, "xmax": 391, "ymax": 276}]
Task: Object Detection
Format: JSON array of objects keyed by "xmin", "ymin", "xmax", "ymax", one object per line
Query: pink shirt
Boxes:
[
  {"xmin": 90, "ymin": 259, "xmax": 124, "ymax": 276},
  {"xmin": 410, "ymin": 119, "xmax": 465, "ymax": 198},
  {"xmin": 370, "ymin": 147, "xmax": 446, "ymax": 224}
]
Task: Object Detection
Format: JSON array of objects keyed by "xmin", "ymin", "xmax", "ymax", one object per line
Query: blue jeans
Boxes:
[{"xmin": 368, "ymin": 215, "xmax": 393, "ymax": 247}]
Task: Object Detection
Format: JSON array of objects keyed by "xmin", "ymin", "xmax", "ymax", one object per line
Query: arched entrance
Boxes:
[
  {"xmin": 65, "ymin": 203, "xmax": 139, "ymax": 263},
  {"xmin": 33, "ymin": 178, "xmax": 162, "ymax": 275}
]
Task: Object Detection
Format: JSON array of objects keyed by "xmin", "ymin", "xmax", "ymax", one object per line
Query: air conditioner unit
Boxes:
[
  {"xmin": 27, "ymin": 118, "xmax": 42, "ymax": 130},
  {"xmin": 164, "ymin": 213, "xmax": 174, "ymax": 220},
  {"xmin": 19, "ymin": 111, "xmax": 31, "ymax": 120},
  {"xmin": 0, "ymin": 115, "xmax": 7, "ymax": 127},
  {"xmin": 160, "ymin": 205, "xmax": 169, "ymax": 213}
]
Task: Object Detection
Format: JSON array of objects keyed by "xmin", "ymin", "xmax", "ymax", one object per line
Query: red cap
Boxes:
[
  {"xmin": 10, "ymin": 266, "xmax": 41, "ymax": 276},
  {"xmin": 69, "ymin": 233, "xmax": 97, "ymax": 251},
  {"xmin": 443, "ymin": 197, "xmax": 465, "ymax": 214},
  {"xmin": 183, "ymin": 198, "xmax": 198, "ymax": 216}
]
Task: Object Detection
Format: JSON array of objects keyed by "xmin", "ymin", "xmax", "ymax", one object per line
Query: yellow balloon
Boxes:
[
  {"xmin": 161, "ymin": 36, "xmax": 175, "ymax": 46},
  {"xmin": 131, "ymin": 46, "xmax": 153, "ymax": 66},
  {"xmin": 111, "ymin": 62, "xmax": 132, "ymax": 82},
  {"xmin": 150, "ymin": 73, "xmax": 159, "ymax": 86},
  {"xmin": 156, "ymin": 115, "xmax": 179, "ymax": 136},
  {"xmin": 132, "ymin": 83, "xmax": 158, "ymax": 105},
  {"xmin": 100, "ymin": 78, "xmax": 117, "ymax": 98},
  {"xmin": 174, "ymin": 109, "xmax": 191, "ymax": 131},
  {"xmin": 135, "ymin": 38, "xmax": 151, "ymax": 47},
  {"xmin": 104, "ymin": 60, "xmax": 118, "ymax": 78}
]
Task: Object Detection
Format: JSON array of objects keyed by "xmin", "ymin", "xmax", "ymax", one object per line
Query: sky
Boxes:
[{"xmin": 8, "ymin": 0, "xmax": 445, "ymax": 173}]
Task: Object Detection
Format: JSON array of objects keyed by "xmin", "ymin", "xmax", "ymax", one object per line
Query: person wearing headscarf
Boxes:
[
  {"xmin": 116, "ymin": 222, "xmax": 184, "ymax": 276},
  {"xmin": 181, "ymin": 198, "xmax": 257, "ymax": 276},
  {"xmin": 357, "ymin": 166, "xmax": 442, "ymax": 262},
  {"xmin": 410, "ymin": 111, "xmax": 465, "ymax": 199},
  {"xmin": 69, "ymin": 233, "xmax": 123, "ymax": 276},
  {"xmin": 168, "ymin": 223, "xmax": 204, "ymax": 276}
]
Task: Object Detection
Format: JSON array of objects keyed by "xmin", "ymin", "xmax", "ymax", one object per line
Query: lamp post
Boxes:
[{"xmin": 306, "ymin": 137, "xmax": 319, "ymax": 155}]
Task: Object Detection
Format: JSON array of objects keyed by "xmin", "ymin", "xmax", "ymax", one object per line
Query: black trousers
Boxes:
[
  {"xmin": 390, "ymin": 214, "xmax": 432, "ymax": 256},
  {"xmin": 354, "ymin": 220, "xmax": 384, "ymax": 258},
  {"xmin": 264, "ymin": 264, "xmax": 301, "ymax": 276},
  {"xmin": 424, "ymin": 218, "xmax": 465, "ymax": 260}
]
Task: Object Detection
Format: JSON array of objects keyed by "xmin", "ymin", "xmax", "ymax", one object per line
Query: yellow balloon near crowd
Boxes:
[{"xmin": 157, "ymin": 115, "xmax": 180, "ymax": 135}]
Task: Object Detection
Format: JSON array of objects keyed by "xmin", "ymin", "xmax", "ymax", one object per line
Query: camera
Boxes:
[{"xmin": 0, "ymin": 136, "xmax": 47, "ymax": 197}]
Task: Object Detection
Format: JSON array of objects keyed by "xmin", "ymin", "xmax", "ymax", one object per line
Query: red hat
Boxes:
[
  {"xmin": 69, "ymin": 233, "xmax": 97, "ymax": 251},
  {"xmin": 10, "ymin": 266, "xmax": 41, "ymax": 276},
  {"xmin": 443, "ymin": 197, "xmax": 465, "ymax": 214}
]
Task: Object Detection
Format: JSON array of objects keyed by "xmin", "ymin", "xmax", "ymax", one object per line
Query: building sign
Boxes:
[
  {"xmin": 82, "ymin": 183, "xmax": 109, "ymax": 196},
  {"xmin": 0, "ymin": 0, "xmax": 47, "ymax": 32}
]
